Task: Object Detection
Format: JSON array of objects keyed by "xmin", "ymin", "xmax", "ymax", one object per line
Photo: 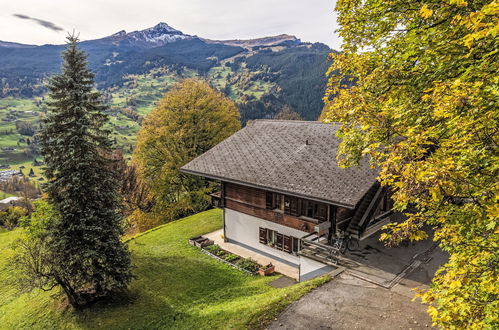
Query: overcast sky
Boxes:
[{"xmin": 0, "ymin": 0, "xmax": 341, "ymax": 49}]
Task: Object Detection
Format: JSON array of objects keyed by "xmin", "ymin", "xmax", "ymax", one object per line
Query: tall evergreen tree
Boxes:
[{"xmin": 37, "ymin": 35, "xmax": 132, "ymax": 307}]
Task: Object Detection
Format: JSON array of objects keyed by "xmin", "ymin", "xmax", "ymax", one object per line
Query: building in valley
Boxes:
[{"xmin": 180, "ymin": 120, "xmax": 396, "ymax": 280}]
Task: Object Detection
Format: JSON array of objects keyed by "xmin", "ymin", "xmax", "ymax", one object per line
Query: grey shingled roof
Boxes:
[{"xmin": 180, "ymin": 120, "xmax": 379, "ymax": 209}]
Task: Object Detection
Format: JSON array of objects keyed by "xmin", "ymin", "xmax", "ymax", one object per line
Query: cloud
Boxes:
[{"xmin": 13, "ymin": 13, "xmax": 64, "ymax": 32}]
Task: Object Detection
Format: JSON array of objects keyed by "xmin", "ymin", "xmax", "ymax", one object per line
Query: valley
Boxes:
[{"xmin": 0, "ymin": 23, "xmax": 332, "ymax": 180}]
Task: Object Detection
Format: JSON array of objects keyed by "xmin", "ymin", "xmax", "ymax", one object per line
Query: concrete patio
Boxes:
[{"xmin": 204, "ymin": 229, "xmax": 300, "ymax": 280}]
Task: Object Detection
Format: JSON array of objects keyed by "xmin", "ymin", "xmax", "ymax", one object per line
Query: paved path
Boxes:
[
  {"xmin": 268, "ymin": 272, "xmax": 435, "ymax": 330},
  {"xmin": 268, "ymin": 233, "xmax": 448, "ymax": 330}
]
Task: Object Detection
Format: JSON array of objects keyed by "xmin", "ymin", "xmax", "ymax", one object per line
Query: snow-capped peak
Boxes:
[
  {"xmin": 105, "ymin": 22, "xmax": 193, "ymax": 47},
  {"xmin": 148, "ymin": 22, "xmax": 181, "ymax": 34}
]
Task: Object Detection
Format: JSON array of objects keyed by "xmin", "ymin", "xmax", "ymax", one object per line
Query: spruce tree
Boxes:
[{"xmin": 39, "ymin": 35, "xmax": 132, "ymax": 307}]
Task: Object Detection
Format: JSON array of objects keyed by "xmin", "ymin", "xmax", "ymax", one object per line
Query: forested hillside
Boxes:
[{"xmin": 0, "ymin": 23, "xmax": 332, "ymax": 174}]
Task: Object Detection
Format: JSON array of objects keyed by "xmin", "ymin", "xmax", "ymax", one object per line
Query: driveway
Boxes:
[{"xmin": 268, "ymin": 230, "xmax": 448, "ymax": 330}]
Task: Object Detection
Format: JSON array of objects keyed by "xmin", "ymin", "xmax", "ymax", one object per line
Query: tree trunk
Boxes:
[{"xmin": 56, "ymin": 277, "xmax": 81, "ymax": 309}]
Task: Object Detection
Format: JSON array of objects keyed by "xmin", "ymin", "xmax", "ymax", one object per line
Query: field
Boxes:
[
  {"xmin": 0, "ymin": 61, "xmax": 276, "ymax": 174},
  {"xmin": 0, "ymin": 97, "xmax": 44, "ymax": 178},
  {"xmin": 0, "ymin": 209, "xmax": 328, "ymax": 329}
]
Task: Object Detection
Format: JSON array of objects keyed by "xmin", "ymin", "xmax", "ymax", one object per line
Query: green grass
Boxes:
[
  {"xmin": 0, "ymin": 209, "xmax": 328, "ymax": 329},
  {"xmin": 0, "ymin": 191, "xmax": 16, "ymax": 199},
  {"xmin": 0, "ymin": 64, "xmax": 277, "ymax": 170}
]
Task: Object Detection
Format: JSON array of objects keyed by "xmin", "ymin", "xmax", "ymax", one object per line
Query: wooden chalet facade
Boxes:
[
  {"xmin": 181, "ymin": 120, "xmax": 396, "ymax": 279},
  {"xmin": 218, "ymin": 181, "xmax": 393, "ymax": 241}
]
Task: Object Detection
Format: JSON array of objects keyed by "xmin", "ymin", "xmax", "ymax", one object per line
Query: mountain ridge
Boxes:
[
  {"xmin": 0, "ymin": 23, "xmax": 303, "ymax": 49},
  {"xmin": 0, "ymin": 22, "xmax": 333, "ymax": 121},
  {"xmin": 0, "ymin": 21, "xmax": 334, "ymax": 173}
]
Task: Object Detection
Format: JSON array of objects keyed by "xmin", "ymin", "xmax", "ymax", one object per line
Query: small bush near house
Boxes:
[{"xmin": 205, "ymin": 244, "xmax": 224, "ymax": 256}]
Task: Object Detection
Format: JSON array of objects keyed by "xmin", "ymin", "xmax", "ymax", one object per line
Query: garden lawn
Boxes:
[{"xmin": 0, "ymin": 209, "xmax": 328, "ymax": 329}]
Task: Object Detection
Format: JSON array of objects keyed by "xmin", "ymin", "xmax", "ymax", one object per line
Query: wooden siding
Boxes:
[
  {"xmin": 225, "ymin": 199, "xmax": 317, "ymax": 233},
  {"xmin": 225, "ymin": 183, "xmax": 266, "ymax": 208},
  {"xmin": 224, "ymin": 183, "xmax": 331, "ymax": 234},
  {"xmin": 223, "ymin": 182, "xmax": 393, "ymax": 240}
]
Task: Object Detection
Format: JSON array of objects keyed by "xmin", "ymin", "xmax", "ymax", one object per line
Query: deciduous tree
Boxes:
[
  {"xmin": 324, "ymin": 1, "xmax": 498, "ymax": 328},
  {"xmin": 274, "ymin": 105, "xmax": 303, "ymax": 120},
  {"xmin": 134, "ymin": 78, "xmax": 240, "ymax": 224}
]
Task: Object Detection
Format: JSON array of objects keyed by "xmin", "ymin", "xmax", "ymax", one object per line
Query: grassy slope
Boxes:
[
  {"xmin": 0, "ymin": 97, "xmax": 45, "ymax": 182},
  {"xmin": 0, "ymin": 209, "xmax": 328, "ymax": 329}
]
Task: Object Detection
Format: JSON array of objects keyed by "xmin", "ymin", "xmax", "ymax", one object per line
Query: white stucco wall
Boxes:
[
  {"xmin": 224, "ymin": 208, "xmax": 306, "ymax": 267},
  {"xmin": 299, "ymin": 255, "xmax": 335, "ymax": 281},
  {"xmin": 224, "ymin": 208, "xmax": 334, "ymax": 281}
]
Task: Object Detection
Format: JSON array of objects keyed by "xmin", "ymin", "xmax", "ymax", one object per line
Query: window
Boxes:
[
  {"xmin": 274, "ymin": 194, "xmax": 283, "ymax": 211},
  {"xmin": 267, "ymin": 229, "xmax": 276, "ymax": 245},
  {"xmin": 266, "ymin": 192, "xmax": 284, "ymax": 211},
  {"xmin": 269, "ymin": 193, "xmax": 328, "ymax": 221},
  {"xmin": 300, "ymin": 200, "xmax": 327, "ymax": 221},
  {"xmin": 259, "ymin": 227, "xmax": 299, "ymax": 254},
  {"xmin": 265, "ymin": 192, "xmax": 273, "ymax": 209},
  {"xmin": 284, "ymin": 196, "xmax": 298, "ymax": 216}
]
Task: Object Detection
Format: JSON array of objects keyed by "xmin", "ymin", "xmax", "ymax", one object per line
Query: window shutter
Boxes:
[
  {"xmin": 266, "ymin": 192, "xmax": 273, "ymax": 209},
  {"xmin": 292, "ymin": 237, "xmax": 300, "ymax": 253},
  {"xmin": 259, "ymin": 227, "xmax": 267, "ymax": 244},
  {"xmin": 276, "ymin": 233, "xmax": 284, "ymax": 250},
  {"xmin": 283, "ymin": 235, "xmax": 292, "ymax": 253}
]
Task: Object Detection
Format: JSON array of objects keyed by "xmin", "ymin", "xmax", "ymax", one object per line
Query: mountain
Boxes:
[
  {"xmin": 0, "ymin": 22, "xmax": 332, "ymax": 119},
  {"xmin": 204, "ymin": 34, "xmax": 301, "ymax": 49},
  {"xmin": 0, "ymin": 22, "xmax": 334, "ymax": 171},
  {"xmin": 95, "ymin": 22, "xmax": 194, "ymax": 48},
  {"xmin": 0, "ymin": 41, "xmax": 36, "ymax": 48}
]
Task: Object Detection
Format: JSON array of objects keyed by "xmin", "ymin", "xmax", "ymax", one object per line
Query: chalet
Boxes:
[{"xmin": 180, "ymin": 120, "xmax": 396, "ymax": 280}]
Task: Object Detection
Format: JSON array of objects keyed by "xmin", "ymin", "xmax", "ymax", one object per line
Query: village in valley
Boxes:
[{"xmin": 0, "ymin": 1, "xmax": 497, "ymax": 329}]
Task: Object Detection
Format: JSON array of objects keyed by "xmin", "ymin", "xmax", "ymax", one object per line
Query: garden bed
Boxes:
[
  {"xmin": 194, "ymin": 240, "xmax": 275, "ymax": 276},
  {"xmin": 188, "ymin": 235, "xmax": 214, "ymax": 248}
]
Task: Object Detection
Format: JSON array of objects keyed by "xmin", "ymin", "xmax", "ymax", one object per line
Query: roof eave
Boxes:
[{"xmin": 180, "ymin": 167, "xmax": 357, "ymax": 210}]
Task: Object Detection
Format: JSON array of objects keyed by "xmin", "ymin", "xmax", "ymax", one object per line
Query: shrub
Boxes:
[
  {"xmin": 0, "ymin": 206, "xmax": 27, "ymax": 230},
  {"xmin": 15, "ymin": 121, "xmax": 36, "ymax": 136}
]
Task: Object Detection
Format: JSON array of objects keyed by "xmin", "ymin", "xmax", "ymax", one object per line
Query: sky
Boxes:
[{"xmin": 0, "ymin": 0, "xmax": 341, "ymax": 49}]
